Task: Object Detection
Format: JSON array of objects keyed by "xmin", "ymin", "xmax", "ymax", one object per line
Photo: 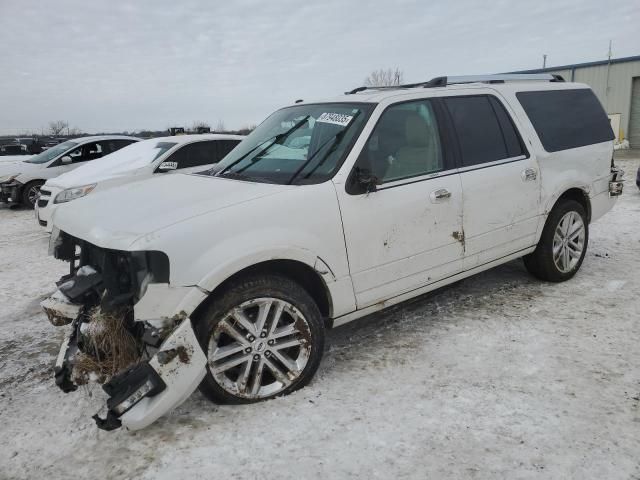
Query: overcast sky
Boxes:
[{"xmin": 1, "ymin": 0, "xmax": 638, "ymax": 134}]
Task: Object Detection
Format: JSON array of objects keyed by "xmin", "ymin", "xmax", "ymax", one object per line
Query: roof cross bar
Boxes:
[{"xmin": 344, "ymin": 73, "xmax": 564, "ymax": 94}]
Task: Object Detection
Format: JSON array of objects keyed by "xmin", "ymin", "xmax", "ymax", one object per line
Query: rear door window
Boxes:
[
  {"xmin": 190, "ymin": 141, "xmax": 219, "ymax": 167},
  {"xmin": 516, "ymin": 89, "xmax": 614, "ymax": 152},
  {"xmin": 488, "ymin": 96, "xmax": 526, "ymax": 158},
  {"xmin": 445, "ymin": 96, "xmax": 512, "ymax": 167},
  {"xmin": 216, "ymin": 139, "xmax": 241, "ymax": 160}
]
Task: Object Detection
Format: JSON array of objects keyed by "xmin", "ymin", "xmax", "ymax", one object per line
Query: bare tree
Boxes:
[
  {"xmin": 363, "ymin": 68, "xmax": 404, "ymax": 87},
  {"xmin": 214, "ymin": 119, "xmax": 226, "ymax": 133},
  {"xmin": 67, "ymin": 126, "xmax": 83, "ymax": 136},
  {"xmin": 48, "ymin": 120, "xmax": 69, "ymax": 136}
]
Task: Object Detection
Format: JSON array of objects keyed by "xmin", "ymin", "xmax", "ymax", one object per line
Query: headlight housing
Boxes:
[
  {"xmin": 54, "ymin": 183, "xmax": 97, "ymax": 204},
  {"xmin": 0, "ymin": 174, "xmax": 20, "ymax": 183}
]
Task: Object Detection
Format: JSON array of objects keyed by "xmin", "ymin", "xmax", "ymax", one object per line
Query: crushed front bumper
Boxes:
[
  {"xmin": 0, "ymin": 181, "xmax": 20, "ymax": 204},
  {"xmin": 43, "ymin": 230, "xmax": 210, "ymax": 430},
  {"xmin": 46, "ymin": 289, "xmax": 207, "ymax": 431}
]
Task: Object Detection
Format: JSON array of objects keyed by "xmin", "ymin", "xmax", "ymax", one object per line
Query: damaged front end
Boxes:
[{"xmin": 42, "ymin": 229, "xmax": 207, "ymax": 431}]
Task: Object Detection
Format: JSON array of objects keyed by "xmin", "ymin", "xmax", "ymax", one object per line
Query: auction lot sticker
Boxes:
[{"xmin": 317, "ymin": 112, "xmax": 354, "ymax": 126}]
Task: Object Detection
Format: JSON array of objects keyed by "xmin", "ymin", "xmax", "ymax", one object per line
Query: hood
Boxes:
[
  {"xmin": 47, "ymin": 162, "xmax": 147, "ymax": 189},
  {"xmin": 0, "ymin": 159, "xmax": 41, "ymax": 178},
  {"xmin": 48, "ymin": 140, "xmax": 162, "ymax": 188},
  {"xmin": 0, "ymin": 155, "xmax": 34, "ymax": 163},
  {"xmin": 52, "ymin": 173, "xmax": 293, "ymax": 250}
]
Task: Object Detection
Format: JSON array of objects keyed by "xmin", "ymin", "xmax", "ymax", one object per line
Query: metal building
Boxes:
[{"xmin": 514, "ymin": 55, "xmax": 640, "ymax": 147}]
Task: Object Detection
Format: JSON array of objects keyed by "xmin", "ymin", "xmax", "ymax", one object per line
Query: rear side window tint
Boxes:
[
  {"xmin": 169, "ymin": 142, "xmax": 216, "ymax": 169},
  {"xmin": 488, "ymin": 96, "xmax": 525, "ymax": 158},
  {"xmin": 444, "ymin": 96, "xmax": 515, "ymax": 167},
  {"xmin": 516, "ymin": 89, "xmax": 614, "ymax": 152},
  {"xmin": 216, "ymin": 139, "xmax": 241, "ymax": 160}
]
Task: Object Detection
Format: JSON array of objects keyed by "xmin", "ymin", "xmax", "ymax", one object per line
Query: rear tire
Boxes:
[
  {"xmin": 194, "ymin": 273, "xmax": 325, "ymax": 405},
  {"xmin": 21, "ymin": 180, "xmax": 44, "ymax": 209},
  {"xmin": 524, "ymin": 199, "xmax": 588, "ymax": 282}
]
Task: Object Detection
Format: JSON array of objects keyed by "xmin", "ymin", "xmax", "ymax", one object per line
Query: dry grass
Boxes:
[{"xmin": 72, "ymin": 307, "xmax": 141, "ymax": 385}]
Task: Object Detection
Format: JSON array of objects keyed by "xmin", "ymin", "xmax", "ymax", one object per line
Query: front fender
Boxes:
[
  {"xmin": 195, "ymin": 244, "xmax": 322, "ymax": 292},
  {"xmin": 129, "ymin": 181, "xmax": 353, "ymax": 317}
]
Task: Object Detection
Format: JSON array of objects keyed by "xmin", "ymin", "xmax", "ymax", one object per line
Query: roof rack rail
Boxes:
[
  {"xmin": 428, "ymin": 73, "xmax": 565, "ymax": 86},
  {"xmin": 344, "ymin": 73, "xmax": 564, "ymax": 94}
]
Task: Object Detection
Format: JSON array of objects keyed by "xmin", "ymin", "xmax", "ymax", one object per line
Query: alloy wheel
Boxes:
[
  {"xmin": 207, "ymin": 297, "xmax": 312, "ymax": 399},
  {"xmin": 27, "ymin": 186, "xmax": 40, "ymax": 206},
  {"xmin": 552, "ymin": 211, "xmax": 585, "ymax": 273}
]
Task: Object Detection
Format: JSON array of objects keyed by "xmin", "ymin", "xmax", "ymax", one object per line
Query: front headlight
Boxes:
[
  {"xmin": 0, "ymin": 174, "xmax": 20, "ymax": 183},
  {"xmin": 54, "ymin": 183, "xmax": 97, "ymax": 204}
]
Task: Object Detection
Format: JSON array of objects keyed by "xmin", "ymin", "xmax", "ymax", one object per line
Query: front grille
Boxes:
[
  {"xmin": 37, "ymin": 198, "xmax": 49, "ymax": 208},
  {"xmin": 39, "ymin": 219, "xmax": 47, "ymax": 227}
]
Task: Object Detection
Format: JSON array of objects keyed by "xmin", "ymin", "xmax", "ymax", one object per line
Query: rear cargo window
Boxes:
[{"xmin": 516, "ymin": 89, "xmax": 614, "ymax": 152}]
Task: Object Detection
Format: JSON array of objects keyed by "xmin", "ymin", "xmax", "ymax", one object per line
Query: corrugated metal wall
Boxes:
[
  {"xmin": 629, "ymin": 78, "xmax": 640, "ymax": 148},
  {"xmin": 541, "ymin": 61, "xmax": 640, "ymax": 139}
]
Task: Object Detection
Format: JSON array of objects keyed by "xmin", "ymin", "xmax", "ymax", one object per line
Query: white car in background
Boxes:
[
  {"xmin": 0, "ymin": 135, "xmax": 139, "ymax": 208},
  {"xmin": 37, "ymin": 134, "xmax": 244, "ymax": 231}
]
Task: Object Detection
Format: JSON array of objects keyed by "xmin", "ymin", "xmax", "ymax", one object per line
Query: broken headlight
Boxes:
[{"xmin": 54, "ymin": 183, "xmax": 96, "ymax": 204}]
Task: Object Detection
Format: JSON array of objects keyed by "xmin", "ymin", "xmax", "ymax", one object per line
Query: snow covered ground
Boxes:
[{"xmin": 1, "ymin": 153, "xmax": 639, "ymax": 480}]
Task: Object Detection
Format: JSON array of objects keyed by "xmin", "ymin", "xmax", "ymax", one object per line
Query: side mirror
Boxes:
[
  {"xmin": 354, "ymin": 167, "xmax": 380, "ymax": 193},
  {"xmin": 60, "ymin": 155, "xmax": 72, "ymax": 164},
  {"xmin": 158, "ymin": 161, "xmax": 178, "ymax": 171}
]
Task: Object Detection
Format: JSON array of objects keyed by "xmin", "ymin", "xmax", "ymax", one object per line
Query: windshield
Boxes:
[
  {"xmin": 24, "ymin": 140, "xmax": 79, "ymax": 164},
  {"xmin": 25, "ymin": 140, "xmax": 79, "ymax": 163},
  {"xmin": 210, "ymin": 103, "xmax": 373, "ymax": 184}
]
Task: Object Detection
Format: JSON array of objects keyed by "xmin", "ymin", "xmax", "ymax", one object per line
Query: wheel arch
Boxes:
[
  {"xmin": 550, "ymin": 187, "xmax": 591, "ymax": 223},
  {"xmin": 22, "ymin": 178, "xmax": 46, "ymax": 187},
  {"xmin": 21, "ymin": 178, "xmax": 46, "ymax": 205},
  {"xmin": 191, "ymin": 259, "xmax": 333, "ymax": 325}
]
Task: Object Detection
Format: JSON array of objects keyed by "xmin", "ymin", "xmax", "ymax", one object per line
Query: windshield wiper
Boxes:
[
  {"xmin": 215, "ymin": 170, "xmax": 278, "ymax": 184},
  {"xmin": 217, "ymin": 115, "xmax": 310, "ymax": 177},
  {"xmin": 287, "ymin": 111, "xmax": 361, "ymax": 184}
]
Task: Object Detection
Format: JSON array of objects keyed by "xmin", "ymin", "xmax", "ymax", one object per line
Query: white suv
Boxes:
[
  {"xmin": 42, "ymin": 74, "xmax": 623, "ymax": 431},
  {"xmin": 0, "ymin": 135, "xmax": 138, "ymax": 208},
  {"xmin": 36, "ymin": 134, "xmax": 244, "ymax": 231}
]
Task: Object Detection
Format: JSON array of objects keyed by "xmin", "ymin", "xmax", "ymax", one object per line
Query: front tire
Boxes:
[
  {"xmin": 21, "ymin": 180, "xmax": 44, "ymax": 209},
  {"xmin": 195, "ymin": 273, "xmax": 325, "ymax": 405},
  {"xmin": 524, "ymin": 199, "xmax": 588, "ymax": 282}
]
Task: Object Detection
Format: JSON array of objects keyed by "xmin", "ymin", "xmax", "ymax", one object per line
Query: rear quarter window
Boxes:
[{"xmin": 516, "ymin": 89, "xmax": 614, "ymax": 152}]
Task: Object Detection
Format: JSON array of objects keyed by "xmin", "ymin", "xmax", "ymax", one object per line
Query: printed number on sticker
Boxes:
[{"xmin": 317, "ymin": 113, "xmax": 354, "ymax": 127}]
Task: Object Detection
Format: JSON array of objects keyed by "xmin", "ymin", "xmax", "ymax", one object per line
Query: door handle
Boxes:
[
  {"xmin": 430, "ymin": 188, "xmax": 451, "ymax": 203},
  {"xmin": 521, "ymin": 168, "xmax": 537, "ymax": 181}
]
